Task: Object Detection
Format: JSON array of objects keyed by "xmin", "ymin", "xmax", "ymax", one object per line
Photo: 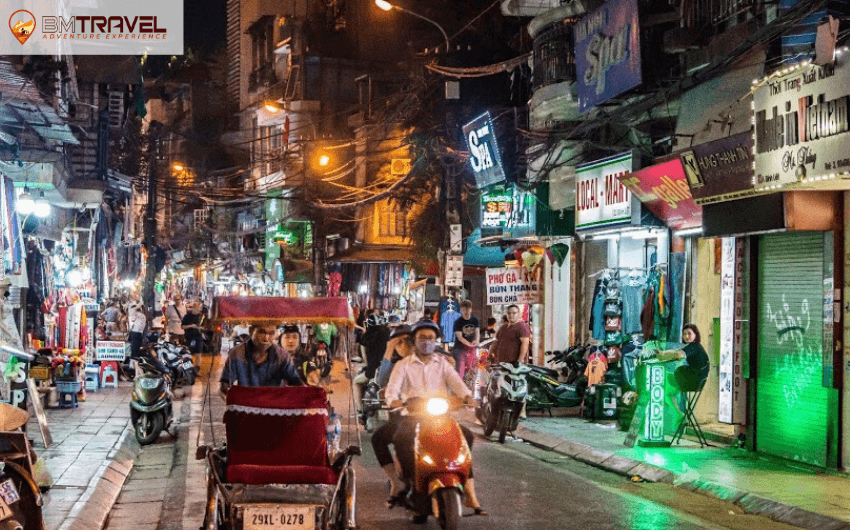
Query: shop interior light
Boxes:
[
  {"xmin": 673, "ymin": 227, "xmax": 703, "ymax": 238},
  {"xmin": 626, "ymin": 229, "xmax": 659, "ymax": 240},
  {"xmin": 16, "ymin": 188, "xmax": 34, "ymax": 216},
  {"xmin": 33, "ymin": 191, "xmax": 51, "ymax": 218},
  {"xmin": 358, "ymin": 283, "xmax": 368, "ymax": 294},
  {"xmin": 66, "ymin": 269, "xmax": 83, "ymax": 288}
]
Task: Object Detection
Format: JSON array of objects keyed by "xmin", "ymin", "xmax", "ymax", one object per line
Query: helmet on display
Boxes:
[
  {"xmin": 365, "ymin": 314, "xmax": 382, "ymax": 328},
  {"xmin": 411, "ymin": 319, "xmax": 441, "ymax": 339},
  {"xmin": 389, "ymin": 324, "xmax": 412, "ymax": 340}
]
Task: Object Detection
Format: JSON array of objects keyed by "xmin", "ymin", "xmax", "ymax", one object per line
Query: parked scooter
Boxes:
[
  {"xmin": 147, "ymin": 333, "xmax": 198, "ymax": 387},
  {"xmin": 477, "ymin": 362, "xmax": 531, "ymax": 443},
  {"xmin": 396, "ymin": 397, "xmax": 470, "ymax": 530},
  {"xmin": 525, "ymin": 368, "xmax": 585, "ymax": 412},
  {"xmin": 130, "ymin": 357, "xmax": 175, "ymax": 445}
]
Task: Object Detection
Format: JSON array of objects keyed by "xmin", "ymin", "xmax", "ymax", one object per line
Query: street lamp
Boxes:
[
  {"xmin": 16, "ymin": 188, "xmax": 34, "ymax": 216},
  {"xmin": 374, "ymin": 0, "xmax": 449, "ymax": 53},
  {"xmin": 33, "ymin": 191, "xmax": 51, "ymax": 218}
]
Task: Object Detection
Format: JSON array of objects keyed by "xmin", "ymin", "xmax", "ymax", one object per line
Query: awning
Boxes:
[
  {"xmin": 464, "ymin": 228, "xmax": 507, "ymax": 267},
  {"xmin": 328, "ymin": 246, "xmax": 414, "ymax": 263},
  {"xmin": 213, "ymin": 296, "xmax": 354, "ymax": 327}
]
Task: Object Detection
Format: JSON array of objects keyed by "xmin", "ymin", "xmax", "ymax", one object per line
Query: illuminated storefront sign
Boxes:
[
  {"xmin": 641, "ymin": 361, "xmax": 669, "ymax": 447},
  {"xmin": 719, "ymin": 238, "xmax": 746, "ymax": 424},
  {"xmin": 463, "ymin": 112, "xmax": 506, "ymax": 188},
  {"xmin": 480, "ymin": 186, "xmax": 534, "ymax": 230},
  {"xmin": 618, "ymin": 159, "xmax": 702, "ymax": 230},
  {"xmin": 753, "ymin": 59, "xmax": 850, "ymax": 190},
  {"xmin": 575, "ymin": 151, "xmax": 638, "ymax": 231}
]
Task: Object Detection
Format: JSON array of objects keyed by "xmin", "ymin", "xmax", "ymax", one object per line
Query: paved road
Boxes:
[{"xmin": 100, "ymin": 353, "xmax": 808, "ymax": 530}]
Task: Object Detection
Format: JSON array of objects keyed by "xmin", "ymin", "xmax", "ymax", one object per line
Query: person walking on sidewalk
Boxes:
[
  {"xmin": 127, "ymin": 301, "xmax": 147, "ymax": 361},
  {"xmin": 450, "ymin": 300, "xmax": 479, "ymax": 380},
  {"xmin": 372, "ymin": 319, "xmax": 487, "ymax": 517},
  {"xmin": 492, "ymin": 305, "xmax": 531, "ymax": 365},
  {"xmin": 219, "ymin": 325, "xmax": 302, "ymax": 400},
  {"xmin": 164, "ymin": 293, "xmax": 186, "ymax": 344},
  {"xmin": 182, "ymin": 301, "xmax": 205, "ymax": 354}
]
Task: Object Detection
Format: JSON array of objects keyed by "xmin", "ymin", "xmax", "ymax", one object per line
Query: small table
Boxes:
[{"xmin": 636, "ymin": 358, "xmax": 675, "ymax": 447}]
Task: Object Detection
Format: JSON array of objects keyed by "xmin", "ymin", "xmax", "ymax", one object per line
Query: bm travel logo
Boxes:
[{"xmin": 2, "ymin": 0, "xmax": 182, "ymax": 55}]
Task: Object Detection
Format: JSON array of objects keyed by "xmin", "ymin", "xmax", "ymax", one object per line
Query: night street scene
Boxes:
[{"xmin": 0, "ymin": 0, "xmax": 849, "ymax": 529}]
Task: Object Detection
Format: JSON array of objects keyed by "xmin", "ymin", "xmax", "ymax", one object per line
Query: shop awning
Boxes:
[
  {"xmin": 464, "ymin": 228, "xmax": 506, "ymax": 267},
  {"xmin": 212, "ymin": 296, "xmax": 355, "ymax": 327},
  {"xmin": 328, "ymin": 246, "xmax": 414, "ymax": 263}
]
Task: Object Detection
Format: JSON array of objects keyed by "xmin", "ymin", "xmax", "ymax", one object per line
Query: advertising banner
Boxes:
[
  {"xmin": 463, "ymin": 112, "xmax": 506, "ymax": 189},
  {"xmin": 485, "ymin": 267, "xmax": 540, "ymax": 306},
  {"xmin": 480, "ymin": 186, "xmax": 535, "ymax": 232},
  {"xmin": 719, "ymin": 238, "xmax": 746, "ymax": 424},
  {"xmin": 679, "ymin": 132, "xmax": 765, "ymax": 205},
  {"xmin": 753, "ymin": 58, "xmax": 850, "ymax": 190},
  {"xmin": 575, "ymin": 151, "xmax": 637, "ymax": 231},
  {"xmin": 574, "ymin": 0, "xmax": 642, "ymax": 113},
  {"xmin": 618, "ymin": 159, "xmax": 702, "ymax": 230}
]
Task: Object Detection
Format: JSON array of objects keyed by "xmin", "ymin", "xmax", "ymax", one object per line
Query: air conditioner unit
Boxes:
[{"xmin": 390, "ymin": 158, "xmax": 411, "ymax": 176}]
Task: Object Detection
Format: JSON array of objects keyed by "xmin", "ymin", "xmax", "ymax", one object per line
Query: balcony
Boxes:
[
  {"xmin": 679, "ymin": 0, "xmax": 759, "ymax": 30},
  {"xmin": 248, "ymin": 64, "xmax": 277, "ymax": 92},
  {"xmin": 532, "ymin": 23, "xmax": 575, "ymax": 91}
]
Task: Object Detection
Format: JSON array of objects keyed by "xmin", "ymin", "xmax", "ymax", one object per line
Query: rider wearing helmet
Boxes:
[
  {"xmin": 373, "ymin": 319, "xmax": 486, "ymax": 517},
  {"xmin": 376, "ymin": 324, "xmax": 414, "ymax": 388},
  {"xmin": 361, "ymin": 312, "xmax": 390, "ymax": 380}
]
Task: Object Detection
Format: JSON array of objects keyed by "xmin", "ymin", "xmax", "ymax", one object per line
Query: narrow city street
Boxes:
[{"xmin": 89, "ymin": 353, "xmax": 812, "ymax": 530}]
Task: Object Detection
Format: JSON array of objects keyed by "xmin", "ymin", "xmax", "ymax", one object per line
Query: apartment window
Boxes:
[
  {"xmin": 248, "ymin": 15, "xmax": 275, "ymax": 90},
  {"xmin": 376, "ymin": 201, "xmax": 411, "ymax": 238}
]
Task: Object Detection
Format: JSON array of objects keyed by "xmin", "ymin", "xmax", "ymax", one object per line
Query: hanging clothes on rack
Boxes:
[
  {"xmin": 621, "ymin": 271, "xmax": 645, "ymax": 335},
  {"xmin": 440, "ymin": 300, "xmax": 460, "ymax": 340}
]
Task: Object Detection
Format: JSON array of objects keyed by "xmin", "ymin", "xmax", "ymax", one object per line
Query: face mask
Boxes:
[{"xmin": 417, "ymin": 340, "xmax": 437, "ymax": 355}]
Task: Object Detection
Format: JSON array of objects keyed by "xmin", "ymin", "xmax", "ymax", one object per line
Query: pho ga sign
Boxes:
[{"xmin": 753, "ymin": 58, "xmax": 850, "ymax": 190}]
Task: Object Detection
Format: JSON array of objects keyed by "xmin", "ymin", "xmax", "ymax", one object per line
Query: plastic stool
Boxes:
[
  {"xmin": 84, "ymin": 365, "xmax": 100, "ymax": 392},
  {"xmin": 58, "ymin": 392, "xmax": 78, "ymax": 408},
  {"xmin": 101, "ymin": 362, "xmax": 119, "ymax": 388}
]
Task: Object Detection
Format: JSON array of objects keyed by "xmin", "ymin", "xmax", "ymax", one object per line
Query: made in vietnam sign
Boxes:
[
  {"xmin": 574, "ymin": 0, "xmax": 642, "ymax": 113},
  {"xmin": 753, "ymin": 58, "xmax": 850, "ymax": 190},
  {"xmin": 485, "ymin": 267, "xmax": 540, "ymax": 306},
  {"xmin": 463, "ymin": 112, "xmax": 506, "ymax": 189},
  {"xmin": 575, "ymin": 151, "xmax": 638, "ymax": 231}
]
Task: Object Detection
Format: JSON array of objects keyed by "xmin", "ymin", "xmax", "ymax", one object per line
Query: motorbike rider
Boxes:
[
  {"xmin": 376, "ymin": 324, "xmax": 414, "ymax": 388},
  {"xmin": 219, "ymin": 324, "xmax": 303, "ymax": 400},
  {"xmin": 374, "ymin": 319, "xmax": 487, "ymax": 519}
]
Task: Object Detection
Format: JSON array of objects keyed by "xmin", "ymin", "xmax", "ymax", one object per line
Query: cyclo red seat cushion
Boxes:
[{"xmin": 224, "ymin": 386, "xmax": 335, "ymax": 485}]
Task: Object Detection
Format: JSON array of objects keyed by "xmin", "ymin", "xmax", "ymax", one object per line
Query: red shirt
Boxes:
[{"xmin": 494, "ymin": 321, "xmax": 531, "ymax": 364}]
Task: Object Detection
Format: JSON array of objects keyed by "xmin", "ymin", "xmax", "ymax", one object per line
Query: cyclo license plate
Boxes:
[
  {"xmin": 242, "ymin": 505, "xmax": 314, "ymax": 530},
  {"xmin": 0, "ymin": 478, "xmax": 20, "ymax": 521}
]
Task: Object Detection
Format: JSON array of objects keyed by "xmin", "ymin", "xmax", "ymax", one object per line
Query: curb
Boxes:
[
  {"xmin": 478, "ymin": 422, "xmax": 850, "ymax": 530},
  {"xmin": 57, "ymin": 427, "xmax": 143, "ymax": 530}
]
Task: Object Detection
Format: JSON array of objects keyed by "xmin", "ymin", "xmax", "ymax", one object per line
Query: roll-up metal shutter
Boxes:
[{"xmin": 756, "ymin": 232, "xmax": 829, "ymax": 467}]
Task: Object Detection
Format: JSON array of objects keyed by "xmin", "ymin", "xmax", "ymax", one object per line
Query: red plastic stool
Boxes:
[{"xmin": 100, "ymin": 361, "xmax": 120, "ymax": 388}]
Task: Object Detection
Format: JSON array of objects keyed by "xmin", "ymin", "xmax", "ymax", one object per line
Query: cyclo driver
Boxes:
[{"xmin": 374, "ymin": 319, "xmax": 486, "ymax": 519}]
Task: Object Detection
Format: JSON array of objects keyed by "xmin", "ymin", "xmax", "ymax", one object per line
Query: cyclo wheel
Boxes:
[{"xmin": 436, "ymin": 488, "xmax": 461, "ymax": 530}]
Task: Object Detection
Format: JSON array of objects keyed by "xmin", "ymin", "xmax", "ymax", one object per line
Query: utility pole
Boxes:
[{"xmin": 143, "ymin": 122, "xmax": 161, "ymax": 311}]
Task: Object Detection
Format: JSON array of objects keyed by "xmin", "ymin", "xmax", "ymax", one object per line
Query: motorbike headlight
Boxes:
[
  {"xmin": 425, "ymin": 398, "xmax": 449, "ymax": 416},
  {"xmin": 422, "ymin": 454, "xmax": 435, "ymax": 465},
  {"xmin": 455, "ymin": 452, "xmax": 466, "ymax": 465}
]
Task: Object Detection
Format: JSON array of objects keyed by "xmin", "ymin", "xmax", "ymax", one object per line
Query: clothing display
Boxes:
[{"xmin": 439, "ymin": 302, "xmax": 460, "ymax": 341}]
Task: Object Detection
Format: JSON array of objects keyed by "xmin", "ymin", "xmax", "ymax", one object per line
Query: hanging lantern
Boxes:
[{"xmin": 550, "ymin": 243, "xmax": 570, "ymax": 268}]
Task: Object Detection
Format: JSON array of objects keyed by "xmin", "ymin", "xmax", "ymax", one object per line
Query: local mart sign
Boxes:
[
  {"xmin": 575, "ymin": 151, "xmax": 639, "ymax": 230},
  {"xmin": 753, "ymin": 58, "xmax": 850, "ymax": 190}
]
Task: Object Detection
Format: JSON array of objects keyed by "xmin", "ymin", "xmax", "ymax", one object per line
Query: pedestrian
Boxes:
[
  {"xmin": 164, "ymin": 293, "xmax": 186, "ymax": 343},
  {"xmin": 181, "ymin": 301, "xmax": 205, "ymax": 354},
  {"xmin": 361, "ymin": 313, "xmax": 390, "ymax": 380},
  {"xmin": 219, "ymin": 324, "xmax": 303, "ymax": 400},
  {"xmin": 99, "ymin": 300, "xmax": 122, "ymax": 333},
  {"xmin": 450, "ymin": 300, "xmax": 480, "ymax": 380},
  {"xmin": 492, "ymin": 304, "xmax": 531, "ymax": 364},
  {"xmin": 127, "ymin": 301, "xmax": 147, "ymax": 360},
  {"xmin": 481, "ymin": 317, "xmax": 497, "ymax": 340}
]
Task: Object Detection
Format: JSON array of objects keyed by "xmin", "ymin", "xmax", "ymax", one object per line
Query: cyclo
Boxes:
[{"xmin": 197, "ymin": 296, "xmax": 361, "ymax": 530}]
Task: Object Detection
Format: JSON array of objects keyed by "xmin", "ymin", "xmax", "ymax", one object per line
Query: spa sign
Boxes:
[
  {"xmin": 753, "ymin": 58, "xmax": 850, "ymax": 190},
  {"xmin": 574, "ymin": 0, "xmax": 642, "ymax": 113}
]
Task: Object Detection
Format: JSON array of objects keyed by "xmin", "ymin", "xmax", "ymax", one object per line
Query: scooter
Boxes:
[
  {"xmin": 313, "ymin": 341, "xmax": 333, "ymax": 379},
  {"xmin": 525, "ymin": 369, "xmax": 585, "ymax": 413},
  {"xmin": 397, "ymin": 397, "xmax": 470, "ymax": 530},
  {"xmin": 477, "ymin": 362, "xmax": 531, "ymax": 443},
  {"xmin": 130, "ymin": 357, "xmax": 175, "ymax": 445}
]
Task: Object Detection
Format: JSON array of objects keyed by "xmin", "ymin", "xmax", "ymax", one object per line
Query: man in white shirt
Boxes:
[
  {"xmin": 164, "ymin": 294, "xmax": 186, "ymax": 342},
  {"xmin": 375, "ymin": 320, "xmax": 486, "ymax": 517}
]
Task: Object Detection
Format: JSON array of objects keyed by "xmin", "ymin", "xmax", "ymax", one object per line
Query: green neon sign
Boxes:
[{"xmin": 638, "ymin": 359, "xmax": 671, "ymax": 447}]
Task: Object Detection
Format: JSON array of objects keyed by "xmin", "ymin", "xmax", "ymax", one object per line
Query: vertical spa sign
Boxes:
[
  {"xmin": 574, "ymin": 0, "xmax": 643, "ymax": 113},
  {"xmin": 463, "ymin": 112, "xmax": 506, "ymax": 189}
]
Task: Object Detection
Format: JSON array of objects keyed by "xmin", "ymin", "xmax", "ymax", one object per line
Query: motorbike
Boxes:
[
  {"xmin": 312, "ymin": 341, "xmax": 333, "ymax": 379},
  {"xmin": 146, "ymin": 333, "xmax": 197, "ymax": 388},
  {"xmin": 397, "ymin": 397, "xmax": 471, "ymax": 530},
  {"xmin": 525, "ymin": 368, "xmax": 585, "ymax": 413},
  {"xmin": 130, "ymin": 357, "xmax": 175, "ymax": 445},
  {"xmin": 477, "ymin": 362, "xmax": 531, "ymax": 443}
]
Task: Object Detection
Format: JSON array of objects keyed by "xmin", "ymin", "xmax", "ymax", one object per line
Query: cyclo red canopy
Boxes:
[{"xmin": 212, "ymin": 296, "xmax": 354, "ymax": 328}]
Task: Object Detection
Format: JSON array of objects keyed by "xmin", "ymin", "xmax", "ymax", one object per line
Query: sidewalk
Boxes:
[
  {"xmin": 28, "ymin": 382, "xmax": 141, "ymax": 530},
  {"xmin": 498, "ymin": 411, "xmax": 850, "ymax": 530}
]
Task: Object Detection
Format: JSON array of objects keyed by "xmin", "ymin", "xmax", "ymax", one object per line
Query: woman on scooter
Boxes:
[{"xmin": 372, "ymin": 319, "xmax": 487, "ymax": 518}]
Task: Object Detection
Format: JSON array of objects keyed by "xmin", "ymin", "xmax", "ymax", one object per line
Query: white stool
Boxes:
[
  {"xmin": 101, "ymin": 364, "xmax": 119, "ymax": 388},
  {"xmin": 84, "ymin": 365, "xmax": 100, "ymax": 392}
]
